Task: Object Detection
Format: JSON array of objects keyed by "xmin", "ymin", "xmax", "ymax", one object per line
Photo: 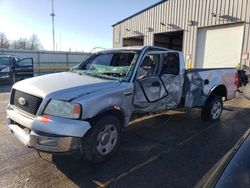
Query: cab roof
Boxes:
[{"xmin": 99, "ymin": 46, "xmax": 171, "ymax": 53}]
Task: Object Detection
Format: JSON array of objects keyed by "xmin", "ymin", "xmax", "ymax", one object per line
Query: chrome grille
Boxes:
[{"xmin": 10, "ymin": 89, "xmax": 42, "ymax": 115}]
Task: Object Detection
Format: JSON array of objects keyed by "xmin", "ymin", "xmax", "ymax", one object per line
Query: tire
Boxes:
[
  {"xmin": 81, "ymin": 115, "xmax": 121, "ymax": 163},
  {"xmin": 201, "ymin": 95, "xmax": 223, "ymax": 122}
]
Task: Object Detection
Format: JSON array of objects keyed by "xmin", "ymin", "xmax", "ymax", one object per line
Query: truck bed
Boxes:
[{"xmin": 183, "ymin": 68, "xmax": 237, "ymax": 108}]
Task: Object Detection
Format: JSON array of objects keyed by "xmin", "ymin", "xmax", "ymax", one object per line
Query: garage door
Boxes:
[
  {"xmin": 196, "ymin": 24, "xmax": 244, "ymax": 68},
  {"xmin": 154, "ymin": 31, "xmax": 183, "ymax": 51},
  {"xmin": 123, "ymin": 36, "xmax": 144, "ymax": 47}
]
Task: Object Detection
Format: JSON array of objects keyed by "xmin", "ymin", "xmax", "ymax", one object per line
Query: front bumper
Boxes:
[
  {"xmin": 8, "ymin": 123, "xmax": 81, "ymax": 152},
  {"xmin": 6, "ymin": 107, "xmax": 91, "ymax": 153}
]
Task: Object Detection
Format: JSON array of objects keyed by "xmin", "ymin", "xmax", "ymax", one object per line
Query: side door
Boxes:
[
  {"xmin": 133, "ymin": 52, "xmax": 169, "ymax": 113},
  {"xmin": 133, "ymin": 52, "xmax": 184, "ymax": 114},
  {"xmin": 15, "ymin": 58, "xmax": 34, "ymax": 80},
  {"xmin": 159, "ymin": 52, "xmax": 184, "ymax": 109}
]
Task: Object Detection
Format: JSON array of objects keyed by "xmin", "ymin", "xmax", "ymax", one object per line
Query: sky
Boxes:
[{"xmin": 0, "ymin": 0, "xmax": 158, "ymax": 52}]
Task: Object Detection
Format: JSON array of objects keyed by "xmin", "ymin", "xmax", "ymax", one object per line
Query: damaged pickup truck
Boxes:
[{"xmin": 6, "ymin": 46, "xmax": 238, "ymax": 163}]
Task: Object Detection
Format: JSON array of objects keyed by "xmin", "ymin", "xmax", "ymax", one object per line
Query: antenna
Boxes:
[{"xmin": 50, "ymin": 0, "xmax": 55, "ymax": 51}]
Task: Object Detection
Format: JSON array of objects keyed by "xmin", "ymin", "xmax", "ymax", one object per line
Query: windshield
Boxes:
[
  {"xmin": 72, "ymin": 51, "xmax": 139, "ymax": 81},
  {"xmin": 0, "ymin": 57, "xmax": 11, "ymax": 65}
]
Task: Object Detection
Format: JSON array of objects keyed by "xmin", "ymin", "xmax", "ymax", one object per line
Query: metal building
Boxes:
[{"xmin": 112, "ymin": 0, "xmax": 250, "ymax": 68}]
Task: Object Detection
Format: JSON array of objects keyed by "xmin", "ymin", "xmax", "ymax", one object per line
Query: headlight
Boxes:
[
  {"xmin": 44, "ymin": 100, "xmax": 82, "ymax": 119},
  {"xmin": 1, "ymin": 67, "xmax": 10, "ymax": 72}
]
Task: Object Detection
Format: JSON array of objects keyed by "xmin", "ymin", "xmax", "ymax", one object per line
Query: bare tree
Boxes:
[
  {"xmin": 11, "ymin": 34, "xmax": 43, "ymax": 50},
  {"xmin": 28, "ymin": 34, "xmax": 43, "ymax": 50},
  {"xmin": 11, "ymin": 38, "xmax": 29, "ymax": 50},
  {"xmin": 0, "ymin": 32, "xmax": 10, "ymax": 49}
]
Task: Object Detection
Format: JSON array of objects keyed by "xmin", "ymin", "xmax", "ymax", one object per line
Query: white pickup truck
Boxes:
[{"xmin": 6, "ymin": 46, "xmax": 238, "ymax": 163}]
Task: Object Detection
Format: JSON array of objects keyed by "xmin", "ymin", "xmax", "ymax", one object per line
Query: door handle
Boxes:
[{"xmin": 152, "ymin": 81, "xmax": 161, "ymax": 87}]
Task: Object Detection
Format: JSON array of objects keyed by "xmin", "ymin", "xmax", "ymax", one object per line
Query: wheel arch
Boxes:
[
  {"xmin": 208, "ymin": 84, "xmax": 227, "ymax": 100},
  {"xmin": 89, "ymin": 106, "xmax": 125, "ymax": 128}
]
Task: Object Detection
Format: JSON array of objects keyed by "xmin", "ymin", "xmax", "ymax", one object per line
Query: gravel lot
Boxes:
[{"xmin": 0, "ymin": 84, "xmax": 250, "ymax": 188}]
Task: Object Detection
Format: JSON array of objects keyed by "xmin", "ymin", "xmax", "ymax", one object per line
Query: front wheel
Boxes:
[
  {"xmin": 201, "ymin": 96, "xmax": 223, "ymax": 122},
  {"xmin": 81, "ymin": 115, "xmax": 121, "ymax": 163}
]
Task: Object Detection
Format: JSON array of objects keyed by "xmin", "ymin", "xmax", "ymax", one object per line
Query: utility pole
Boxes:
[{"xmin": 50, "ymin": 0, "xmax": 55, "ymax": 51}]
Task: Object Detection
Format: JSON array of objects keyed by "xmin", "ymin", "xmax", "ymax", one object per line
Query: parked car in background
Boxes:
[
  {"xmin": 0, "ymin": 55, "xmax": 33, "ymax": 84},
  {"xmin": 195, "ymin": 129, "xmax": 250, "ymax": 188},
  {"xmin": 6, "ymin": 46, "xmax": 238, "ymax": 163}
]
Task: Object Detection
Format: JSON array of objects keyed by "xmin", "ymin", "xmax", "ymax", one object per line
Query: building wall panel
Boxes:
[{"xmin": 113, "ymin": 0, "xmax": 250, "ymax": 67}]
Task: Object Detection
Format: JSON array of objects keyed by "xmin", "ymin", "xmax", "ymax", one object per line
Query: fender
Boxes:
[{"xmin": 89, "ymin": 106, "xmax": 126, "ymax": 127}]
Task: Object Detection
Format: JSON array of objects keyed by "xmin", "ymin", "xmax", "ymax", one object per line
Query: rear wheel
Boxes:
[
  {"xmin": 81, "ymin": 115, "xmax": 121, "ymax": 163},
  {"xmin": 201, "ymin": 96, "xmax": 223, "ymax": 122}
]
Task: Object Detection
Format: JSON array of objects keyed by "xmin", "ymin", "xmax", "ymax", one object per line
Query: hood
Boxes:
[{"xmin": 13, "ymin": 72, "xmax": 121, "ymax": 100}]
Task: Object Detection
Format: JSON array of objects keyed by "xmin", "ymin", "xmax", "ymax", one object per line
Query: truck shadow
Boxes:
[{"xmin": 52, "ymin": 105, "xmax": 250, "ymax": 188}]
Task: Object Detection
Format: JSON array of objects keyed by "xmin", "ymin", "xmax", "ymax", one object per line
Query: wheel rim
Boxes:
[
  {"xmin": 211, "ymin": 101, "xmax": 222, "ymax": 119},
  {"xmin": 96, "ymin": 124, "xmax": 118, "ymax": 155}
]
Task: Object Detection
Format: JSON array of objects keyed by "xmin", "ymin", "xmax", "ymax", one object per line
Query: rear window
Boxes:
[{"xmin": 161, "ymin": 53, "xmax": 180, "ymax": 75}]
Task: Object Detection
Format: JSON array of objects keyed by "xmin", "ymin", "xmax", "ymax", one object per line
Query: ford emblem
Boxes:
[{"xmin": 18, "ymin": 97, "xmax": 27, "ymax": 106}]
